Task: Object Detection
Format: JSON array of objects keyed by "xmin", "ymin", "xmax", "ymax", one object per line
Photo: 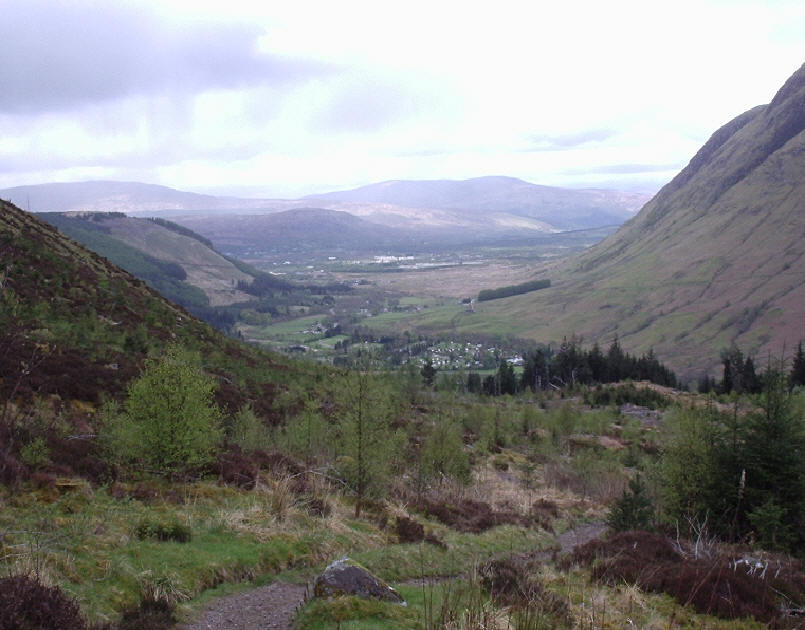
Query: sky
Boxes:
[{"xmin": 1, "ymin": 0, "xmax": 804, "ymax": 199}]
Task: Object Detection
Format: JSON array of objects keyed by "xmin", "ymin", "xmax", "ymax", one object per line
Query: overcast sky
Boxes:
[{"xmin": 1, "ymin": 0, "xmax": 804, "ymax": 198}]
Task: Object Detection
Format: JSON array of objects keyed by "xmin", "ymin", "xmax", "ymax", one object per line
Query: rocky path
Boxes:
[
  {"xmin": 179, "ymin": 522, "xmax": 606, "ymax": 630},
  {"xmin": 178, "ymin": 581, "xmax": 307, "ymax": 630}
]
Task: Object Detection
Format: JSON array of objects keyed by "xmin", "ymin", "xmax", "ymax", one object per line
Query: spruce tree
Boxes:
[
  {"xmin": 608, "ymin": 475, "xmax": 654, "ymax": 531},
  {"xmin": 791, "ymin": 341, "xmax": 805, "ymax": 389},
  {"xmin": 740, "ymin": 364, "xmax": 805, "ymax": 552}
]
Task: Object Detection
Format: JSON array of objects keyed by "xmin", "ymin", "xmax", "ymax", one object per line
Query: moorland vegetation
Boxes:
[{"xmin": 2, "ymin": 198, "xmax": 804, "ymax": 629}]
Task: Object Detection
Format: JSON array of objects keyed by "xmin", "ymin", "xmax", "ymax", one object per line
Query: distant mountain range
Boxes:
[
  {"xmin": 0, "ymin": 178, "xmax": 651, "ymax": 252},
  {"xmin": 306, "ymin": 176, "xmax": 649, "ymax": 230},
  {"xmin": 0, "ymin": 180, "xmax": 270, "ymax": 214},
  {"xmin": 467, "ymin": 62, "xmax": 805, "ymax": 377}
]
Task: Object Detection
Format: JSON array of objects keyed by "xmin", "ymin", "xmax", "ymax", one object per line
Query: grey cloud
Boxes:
[
  {"xmin": 0, "ymin": 1, "xmax": 332, "ymax": 114},
  {"xmin": 0, "ymin": 133, "xmax": 267, "ymax": 174},
  {"xmin": 313, "ymin": 76, "xmax": 430, "ymax": 134},
  {"xmin": 524, "ymin": 129, "xmax": 616, "ymax": 151}
]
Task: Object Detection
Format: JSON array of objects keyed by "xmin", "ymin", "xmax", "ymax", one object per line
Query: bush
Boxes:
[
  {"xmin": 134, "ymin": 518, "xmax": 192, "ymax": 543},
  {"xmin": 0, "ymin": 575, "xmax": 88, "ymax": 630},
  {"xmin": 213, "ymin": 445, "xmax": 258, "ymax": 489},
  {"xmin": 116, "ymin": 600, "xmax": 174, "ymax": 630},
  {"xmin": 566, "ymin": 531, "xmax": 805, "ymax": 625},
  {"xmin": 417, "ymin": 497, "xmax": 525, "ymax": 533},
  {"xmin": 0, "ymin": 450, "xmax": 28, "ymax": 486},
  {"xmin": 396, "ymin": 516, "xmax": 424, "ymax": 543}
]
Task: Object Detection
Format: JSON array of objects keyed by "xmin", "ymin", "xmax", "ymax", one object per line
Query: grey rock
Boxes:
[{"xmin": 313, "ymin": 557, "xmax": 404, "ymax": 604}]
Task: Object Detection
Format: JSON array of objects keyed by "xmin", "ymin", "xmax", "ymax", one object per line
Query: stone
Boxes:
[{"xmin": 312, "ymin": 557, "xmax": 404, "ymax": 604}]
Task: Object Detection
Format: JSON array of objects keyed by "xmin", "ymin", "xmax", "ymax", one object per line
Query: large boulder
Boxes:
[{"xmin": 312, "ymin": 557, "xmax": 404, "ymax": 604}]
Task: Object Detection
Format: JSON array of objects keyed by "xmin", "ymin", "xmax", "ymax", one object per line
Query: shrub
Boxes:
[
  {"xmin": 566, "ymin": 531, "xmax": 804, "ymax": 625},
  {"xmin": 0, "ymin": 450, "xmax": 29, "ymax": 486},
  {"xmin": 134, "ymin": 518, "xmax": 192, "ymax": 543},
  {"xmin": 396, "ymin": 516, "xmax": 425, "ymax": 543},
  {"xmin": 0, "ymin": 575, "xmax": 88, "ymax": 630},
  {"xmin": 213, "ymin": 445, "xmax": 258, "ymax": 489},
  {"xmin": 304, "ymin": 495, "xmax": 332, "ymax": 517},
  {"xmin": 417, "ymin": 496, "xmax": 525, "ymax": 533},
  {"xmin": 480, "ymin": 554, "xmax": 571, "ymax": 627}
]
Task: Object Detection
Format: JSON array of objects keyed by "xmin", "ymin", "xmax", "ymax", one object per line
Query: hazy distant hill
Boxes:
[
  {"xmin": 467, "ymin": 63, "xmax": 805, "ymax": 378},
  {"xmin": 0, "ymin": 181, "xmax": 273, "ymax": 214},
  {"xmin": 176, "ymin": 207, "xmax": 417, "ymax": 257},
  {"xmin": 174, "ymin": 205, "xmax": 564, "ymax": 257},
  {"xmin": 1, "ymin": 178, "xmax": 649, "ymax": 237},
  {"xmin": 306, "ymin": 176, "xmax": 651, "ymax": 230}
]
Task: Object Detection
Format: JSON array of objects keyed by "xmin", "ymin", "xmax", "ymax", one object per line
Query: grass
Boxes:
[
  {"xmin": 0, "ymin": 476, "xmax": 552, "ymax": 627},
  {"xmin": 398, "ymin": 296, "xmax": 428, "ymax": 307},
  {"xmin": 353, "ymin": 525, "xmax": 552, "ymax": 583},
  {"xmin": 0, "ymin": 482, "xmax": 335, "ymax": 624}
]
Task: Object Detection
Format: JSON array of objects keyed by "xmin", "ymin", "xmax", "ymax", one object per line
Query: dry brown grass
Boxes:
[{"xmin": 335, "ymin": 261, "xmax": 536, "ymax": 299}]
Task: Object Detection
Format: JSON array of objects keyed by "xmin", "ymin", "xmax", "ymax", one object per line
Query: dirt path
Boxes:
[
  {"xmin": 179, "ymin": 581, "xmax": 307, "ymax": 630},
  {"xmin": 179, "ymin": 522, "xmax": 606, "ymax": 630}
]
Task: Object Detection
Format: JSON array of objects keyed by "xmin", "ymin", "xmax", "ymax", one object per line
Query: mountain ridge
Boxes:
[
  {"xmin": 465, "ymin": 62, "xmax": 805, "ymax": 378},
  {"xmin": 305, "ymin": 176, "xmax": 650, "ymax": 230},
  {"xmin": 1, "ymin": 176, "xmax": 651, "ymax": 232}
]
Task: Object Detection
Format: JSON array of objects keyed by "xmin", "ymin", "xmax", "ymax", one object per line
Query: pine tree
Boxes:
[
  {"xmin": 608, "ymin": 475, "xmax": 654, "ymax": 531},
  {"xmin": 791, "ymin": 341, "xmax": 805, "ymax": 389},
  {"xmin": 420, "ymin": 358, "xmax": 437, "ymax": 388},
  {"xmin": 740, "ymin": 363, "xmax": 805, "ymax": 551},
  {"xmin": 606, "ymin": 336, "xmax": 624, "ymax": 382}
]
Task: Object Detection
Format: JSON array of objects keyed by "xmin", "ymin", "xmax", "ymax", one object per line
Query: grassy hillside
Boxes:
[
  {"xmin": 37, "ymin": 212, "xmax": 256, "ymax": 308},
  {"xmin": 386, "ymin": 64, "xmax": 805, "ymax": 380}
]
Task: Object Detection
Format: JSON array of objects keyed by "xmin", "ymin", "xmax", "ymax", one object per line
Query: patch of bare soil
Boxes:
[
  {"xmin": 179, "ymin": 581, "xmax": 306, "ymax": 630},
  {"xmin": 556, "ymin": 521, "xmax": 607, "ymax": 553}
]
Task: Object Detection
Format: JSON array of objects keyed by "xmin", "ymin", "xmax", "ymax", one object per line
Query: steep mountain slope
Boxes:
[
  {"xmin": 457, "ymin": 63, "xmax": 805, "ymax": 378},
  {"xmin": 0, "ymin": 199, "xmax": 310, "ymax": 414},
  {"xmin": 306, "ymin": 176, "xmax": 651, "ymax": 229}
]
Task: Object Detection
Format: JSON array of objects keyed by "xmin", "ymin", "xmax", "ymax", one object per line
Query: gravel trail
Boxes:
[
  {"xmin": 179, "ymin": 581, "xmax": 307, "ymax": 630},
  {"xmin": 179, "ymin": 522, "xmax": 606, "ymax": 629}
]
